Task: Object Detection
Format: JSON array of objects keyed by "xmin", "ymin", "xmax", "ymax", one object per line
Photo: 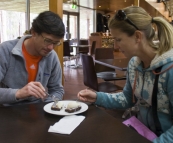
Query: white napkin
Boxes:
[{"xmin": 48, "ymin": 115, "xmax": 85, "ymax": 134}]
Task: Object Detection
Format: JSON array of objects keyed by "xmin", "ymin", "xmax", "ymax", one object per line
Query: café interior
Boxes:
[{"xmin": 0, "ymin": 0, "xmax": 173, "ymax": 143}]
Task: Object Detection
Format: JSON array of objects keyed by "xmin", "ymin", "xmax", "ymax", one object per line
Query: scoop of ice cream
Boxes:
[
  {"xmin": 55, "ymin": 101, "xmax": 63, "ymax": 108},
  {"xmin": 66, "ymin": 101, "xmax": 81, "ymax": 109}
]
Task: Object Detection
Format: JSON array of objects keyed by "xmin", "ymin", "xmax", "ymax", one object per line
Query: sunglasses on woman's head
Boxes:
[{"xmin": 115, "ymin": 10, "xmax": 139, "ymax": 30}]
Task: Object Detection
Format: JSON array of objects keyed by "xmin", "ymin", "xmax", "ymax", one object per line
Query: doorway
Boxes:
[{"xmin": 63, "ymin": 11, "xmax": 79, "ymax": 42}]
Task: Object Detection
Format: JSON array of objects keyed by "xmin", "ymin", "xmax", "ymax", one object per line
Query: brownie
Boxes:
[
  {"xmin": 51, "ymin": 106, "xmax": 61, "ymax": 111},
  {"xmin": 51, "ymin": 102, "xmax": 63, "ymax": 111},
  {"xmin": 65, "ymin": 106, "xmax": 81, "ymax": 113}
]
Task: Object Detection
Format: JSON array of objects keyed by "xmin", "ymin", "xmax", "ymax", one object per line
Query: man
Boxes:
[{"xmin": 0, "ymin": 11, "xmax": 65, "ymax": 106}]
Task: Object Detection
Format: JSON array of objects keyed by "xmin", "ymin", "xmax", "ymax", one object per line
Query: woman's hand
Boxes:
[{"xmin": 77, "ymin": 89, "xmax": 97, "ymax": 103}]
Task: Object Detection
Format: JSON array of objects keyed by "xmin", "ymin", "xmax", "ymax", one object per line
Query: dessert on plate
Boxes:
[
  {"xmin": 65, "ymin": 101, "xmax": 81, "ymax": 113},
  {"xmin": 51, "ymin": 101, "xmax": 63, "ymax": 111}
]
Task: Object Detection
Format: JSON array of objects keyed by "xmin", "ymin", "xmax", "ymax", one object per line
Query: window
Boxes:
[
  {"xmin": 0, "ymin": 0, "xmax": 49, "ymax": 43},
  {"xmin": 79, "ymin": 7, "xmax": 94, "ymax": 39}
]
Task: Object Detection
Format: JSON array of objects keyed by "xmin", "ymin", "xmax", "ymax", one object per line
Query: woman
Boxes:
[{"xmin": 78, "ymin": 6, "xmax": 173, "ymax": 143}]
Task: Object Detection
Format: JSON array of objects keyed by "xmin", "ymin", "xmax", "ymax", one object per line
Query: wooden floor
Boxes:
[
  {"xmin": 63, "ymin": 65, "xmax": 85, "ymax": 100},
  {"xmin": 63, "ymin": 52, "xmax": 128, "ymax": 120}
]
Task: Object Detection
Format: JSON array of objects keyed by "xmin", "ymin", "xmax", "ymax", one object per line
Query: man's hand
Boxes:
[{"xmin": 15, "ymin": 82, "xmax": 46, "ymax": 99}]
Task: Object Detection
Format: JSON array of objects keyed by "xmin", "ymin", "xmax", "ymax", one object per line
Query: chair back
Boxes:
[
  {"xmin": 95, "ymin": 48, "xmax": 115, "ymax": 72},
  {"xmin": 63, "ymin": 41, "xmax": 71, "ymax": 56},
  {"xmin": 90, "ymin": 41, "xmax": 96, "ymax": 56},
  {"xmin": 79, "ymin": 39, "xmax": 89, "ymax": 53},
  {"xmin": 81, "ymin": 54, "xmax": 99, "ymax": 91},
  {"xmin": 79, "ymin": 39, "xmax": 88, "ymax": 45}
]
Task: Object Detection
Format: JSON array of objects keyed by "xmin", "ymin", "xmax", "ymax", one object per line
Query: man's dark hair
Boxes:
[{"xmin": 31, "ymin": 11, "xmax": 65, "ymax": 38}]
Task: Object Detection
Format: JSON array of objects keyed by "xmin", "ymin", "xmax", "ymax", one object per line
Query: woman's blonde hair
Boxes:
[{"xmin": 108, "ymin": 6, "xmax": 173, "ymax": 55}]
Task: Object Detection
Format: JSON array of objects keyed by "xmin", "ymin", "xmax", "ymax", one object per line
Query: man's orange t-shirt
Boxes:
[{"xmin": 22, "ymin": 43, "xmax": 42, "ymax": 82}]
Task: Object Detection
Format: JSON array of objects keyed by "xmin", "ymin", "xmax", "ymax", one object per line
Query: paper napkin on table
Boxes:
[{"xmin": 48, "ymin": 115, "xmax": 85, "ymax": 134}]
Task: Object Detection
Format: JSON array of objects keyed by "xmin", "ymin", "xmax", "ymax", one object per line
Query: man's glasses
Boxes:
[
  {"xmin": 115, "ymin": 10, "xmax": 139, "ymax": 30},
  {"xmin": 41, "ymin": 34, "xmax": 61, "ymax": 46}
]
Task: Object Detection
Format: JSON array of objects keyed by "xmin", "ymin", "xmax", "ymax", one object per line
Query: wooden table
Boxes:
[
  {"xmin": 94, "ymin": 58, "xmax": 129, "ymax": 71},
  {"xmin": 0, "ymin": 102, "xmax": 151, "ymax": 143}
]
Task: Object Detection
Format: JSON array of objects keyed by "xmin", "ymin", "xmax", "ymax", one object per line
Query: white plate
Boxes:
[{"xmin": 43, "ymin": 100, "xmax": 88, "ymax": 116}]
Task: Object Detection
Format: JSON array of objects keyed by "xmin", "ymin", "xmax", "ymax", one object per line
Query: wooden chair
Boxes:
[
  {"xmin": 78, "ymin": 39, "xmax": 89, "ymax": 54},
  {"xmin": 94, "ymin": 48, "xmax": 126, "ymax": 83},
  {"xmin": 89, "ymin": 41, "xmax": 96, "ymax": 56},
  {"xmin": 81, "ymin": 54, "xmax": 122, "ymax": 92}
]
